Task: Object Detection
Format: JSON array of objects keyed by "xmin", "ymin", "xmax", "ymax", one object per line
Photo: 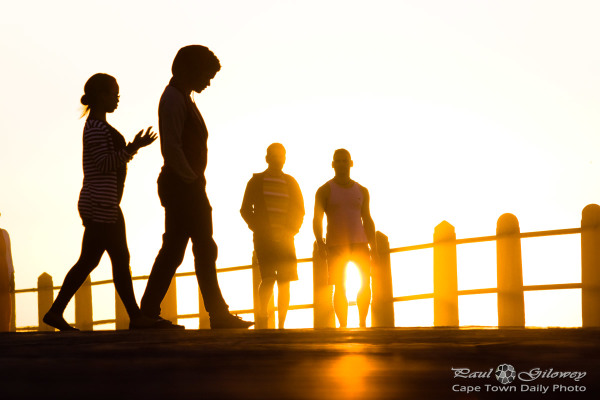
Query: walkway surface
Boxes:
[{"xmin": 1, "ymin": 327, "xmax": 599, "ymax": 399}]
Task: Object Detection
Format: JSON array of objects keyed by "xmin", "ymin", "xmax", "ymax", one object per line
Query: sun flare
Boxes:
[{"xmin": 345, "ymin": 262, "xmax": 362, "ymax": 300}]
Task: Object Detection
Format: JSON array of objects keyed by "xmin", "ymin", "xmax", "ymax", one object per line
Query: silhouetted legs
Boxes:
[
  {"xmin": 192, "ymin": 235, "xmax": 227, "ymax": 315},
  {"xmin": 333, "ymin": 282, "xmax": 349, "ymax": 328},
  {"xmin": 276, "ymin": 281, "xmax": 290, "ymax": 328},
  {"xmin": 46, "ymin": 212, "xmax": 143, "ymax": 330},
  {"xmin": 254, "ymin": 235, "xmax": 297, "ymax": 329},
  {"xmin": 258, "ymin": 277, "xmax": 290, "ymax": 329},
  {"xmin": 258, "ymin": 277, "xmax": 275, "ymax": 324},
  {"xmin": 333, "ymin": 266, "xmax": 371, "ymax": 328},
  {"xmin": 356, "ymin": 265, "xmax": 372, "ymax": 328},
  {"xmin": 140, "ymin": 226, "xmax": 187, "ymax": 318},
  {"xmin": 141, "ymin": 175, "xmax": 229, "ymax": 319},
  {"xmin": 328, "ymin": 244, "xmax": 372, "ymax": 328}
]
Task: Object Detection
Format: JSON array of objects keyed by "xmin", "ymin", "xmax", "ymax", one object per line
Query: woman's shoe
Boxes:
[{"xmin": 42, "ymin": 311, "xmax": 79, "ymax": 332}]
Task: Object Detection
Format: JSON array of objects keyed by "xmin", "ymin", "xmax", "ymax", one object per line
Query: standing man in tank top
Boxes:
[{"xmin": 313, "ymin": 149, "xmax": 376, "ymax": 328}]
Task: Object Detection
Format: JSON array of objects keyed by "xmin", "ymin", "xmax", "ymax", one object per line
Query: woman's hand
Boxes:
[
  {"xmin": 127, "ymin": 127, "xmax": 157, "ymax": 154},
  {"xmin": 132, "ymin": 127, "xmax": 157, "ymax": 149}
]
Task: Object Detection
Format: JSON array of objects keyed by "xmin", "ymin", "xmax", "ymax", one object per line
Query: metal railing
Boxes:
[{"xmin": 9, "ymin": 204, "xmax": 600, "ymax": 331}]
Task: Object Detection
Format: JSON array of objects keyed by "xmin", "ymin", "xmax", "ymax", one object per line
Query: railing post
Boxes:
[
  {"xmin": 252, "ymin": 251, "xmax": 262, "ymax": 328},
  {"xmin": 0, "ymin": 270, "xmax": 8, "ymax": 333},
  {"xmin": 433, "ymin": 221, "xmax": 459, "ymax": 327},
  {"xmin": 115, "ymin": 291, "xmax": 128, "ymax": 330},
  {"xmin": 161, "ymin": 278, "xmax": 178, "ymax": 325},
  {"xmin": 496, "ymin": 213, "xmax": 525, "ymax": 327},
  {"xmin": 75, "ymin": 275, "xmax": 93, "ymax": 331},
  {"xmin": 371, "ymin": 231, "xmax": 395, "ymax": 327},
  {"xmin": 10, "ymin": 271, "xmax": 16, "ymax": 331},
  {"xmin": 313, "ymin": 241, "xmax": 335, "ymax": 328},
  {"xmin": 198, "ymin": 286, "xmax": 211, "ymax": 329},
  {"xmin": 10, "ymin": 286, "xmax": 16, "ymax": 332},
  {"xmin": 581, "ymin": 204, "xmax": 600, "ymax": 327},
  {"xmin": 0, "ymin": 290, "xmax": 8, "ymax": 332},
  {"xmin": 0, "ymin": 230, "xmax": 9, "ymax": 332},
  {"xmin": 38, "ymin": 273, "xmax": 54, "ymax": 331}
]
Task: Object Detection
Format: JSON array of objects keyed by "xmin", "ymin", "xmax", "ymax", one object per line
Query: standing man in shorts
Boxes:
[
  {"xmin": 313, "ymin": 149, "xmax": 376, "ymax": 328},
  {"xmin": 241, "ymin": 143, "xmax": 304, "ymax": 329}
]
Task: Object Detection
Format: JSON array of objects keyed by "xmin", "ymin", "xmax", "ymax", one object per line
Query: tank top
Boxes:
[{"xmin": 325, "ymin": 180, "xmax": 368, "ymax": 246}]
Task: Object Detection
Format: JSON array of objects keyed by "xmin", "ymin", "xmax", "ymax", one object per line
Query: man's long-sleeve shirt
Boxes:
[{"xmin": 158, "ymin": 84, "xmax": 208, "ymax": 184}]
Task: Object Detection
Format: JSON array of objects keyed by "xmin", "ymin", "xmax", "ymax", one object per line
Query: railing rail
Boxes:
[{"xmin": 9, "ymin": 204, "xmax": 600, "ymax": 331}]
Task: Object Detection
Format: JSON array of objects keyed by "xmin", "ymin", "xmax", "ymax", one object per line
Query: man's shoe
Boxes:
[
  {"xmin": 210, "ymin": 313, "xmax": 254, "ymax": 329},
  {"xmin": 129, "ymin": 315, "xmax": 185, "ymax": 330},
  {"xmin": 152, "ymin": 316, "xmax": 186, "ymax": 329}
]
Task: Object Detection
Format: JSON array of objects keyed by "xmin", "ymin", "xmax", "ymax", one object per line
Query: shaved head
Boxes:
[
  {"xmin": 333, "ymin": 148, "xmax": 351, "ymax": 161},
  {"xmin": 267, "ymin": 143, "xmax": 286, "ymax": 157},
  {"xmin": 266, "ymin": 143, "xmax": 286, "ymax": 172}
]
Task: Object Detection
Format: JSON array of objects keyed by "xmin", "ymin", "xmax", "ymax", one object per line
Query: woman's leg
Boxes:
[
  {"xmin": 105, "ymin": 213, "xmax": 142, "ymax": 319},
  {"xmin": 50, "ymin": 225, "xmax": 105, "ymax": 315},
  {"xmin": 44, "ymin": 224, "xmax": 105, "ymax": 331}
]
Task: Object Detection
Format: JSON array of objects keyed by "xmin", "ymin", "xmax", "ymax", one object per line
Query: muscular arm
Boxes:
[
  {"xmin": 360, "ymin": 187, "xmax": 377, "ymax": 250},
  {"xmin": 313, "ymin": 184, "xmax": 329, "ymax": 246}
]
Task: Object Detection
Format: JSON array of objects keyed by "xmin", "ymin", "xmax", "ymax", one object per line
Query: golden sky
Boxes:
[{"xmin": 1, "ymin": 0, "xmax": 598, "ymax": 328}]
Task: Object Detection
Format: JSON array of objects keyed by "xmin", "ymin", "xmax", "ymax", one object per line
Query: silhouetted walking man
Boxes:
[
  {"xmin": 141, "ymin": 45, "xmax": 253, "ymax": 329},
  {"xmin": 241, "ymin": 143, "xmax": 304, "ymax": 329},
  {"xmin": 313, "ymin": 149, "xmax": 376, "ymax": 328}
]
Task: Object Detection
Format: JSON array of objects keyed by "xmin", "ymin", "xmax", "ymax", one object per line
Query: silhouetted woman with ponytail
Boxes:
[{"xmin": 43, "ymin": 73, "xmax": 163, "ymax": 331}]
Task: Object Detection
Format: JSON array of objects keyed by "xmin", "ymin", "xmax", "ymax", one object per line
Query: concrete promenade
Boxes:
[{"xmin": 1, "ymin": 327, "xmax": 599, "ymax": 399}]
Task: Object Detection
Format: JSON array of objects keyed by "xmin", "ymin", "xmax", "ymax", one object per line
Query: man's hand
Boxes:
[
  {"xmin": 316, "ymin": 240, "xmax": 327, "ymax": 258},
  {"xmin": 369, "ymin": 243, "xmax": 379, "ymax": 264}
]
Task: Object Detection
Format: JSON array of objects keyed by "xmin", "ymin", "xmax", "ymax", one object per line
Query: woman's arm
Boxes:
[{"xmin": 84, "ymin": 121, "xmax": 131, "ymax": 173}]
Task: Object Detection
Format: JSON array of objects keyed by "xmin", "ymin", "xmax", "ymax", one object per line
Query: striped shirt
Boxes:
[
  {"xmin": 263, "ymin": 175, "xmax": 290, "ymax": 236},
  {"xmin": 240, "ymin": 171, "xmax": 304, "ymax": 238},
  {"xmin": 77, "ymin": 119, "xmax": 133, "ymax": 224}
]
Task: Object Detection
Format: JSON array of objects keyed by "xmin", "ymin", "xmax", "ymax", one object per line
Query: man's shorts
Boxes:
[
  {"xmin": 327, "ymin": 243, "xmax": 371, "ymax": 286},
  {"xmin": 254, "ymin": 235, "xmax": 299, "ymax": 283}
]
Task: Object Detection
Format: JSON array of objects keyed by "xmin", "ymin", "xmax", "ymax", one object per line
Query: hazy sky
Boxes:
[{"xmin": 1, "ymin": 0, "xmax": 598, "ymax": 328}]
